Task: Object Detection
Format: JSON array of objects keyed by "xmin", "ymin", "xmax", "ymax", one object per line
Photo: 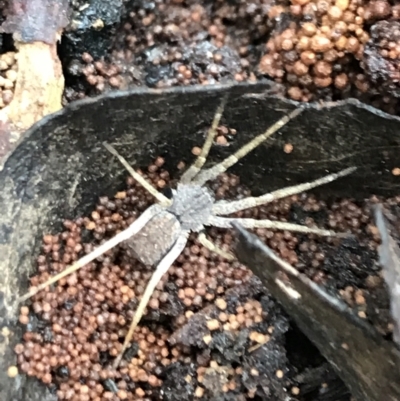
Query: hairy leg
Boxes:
[
  {"xmin": 19, "ymin": 204, "xmax": 163, "ymax": 303},
  {"xmin": 104, "ymin": 142, "xmax": 171, "ymax": 206},
  {"xmin": 193, "ymin": 108, "xmax": 303, "ymax": 186},
  {"xmin": 209, "ymin": 215, "xmax": 349, "ymax": 237},
  {"xmin": 212, "ymin": 167, "xmax": 356, "ymax": 216},
  {"xmin": 113, "ymin": 231, "xmax": 190, "ymax": 369},
  {"xmin": 180, "ymin": 97, "xmax": 227, "ymax": 184},
  {"xmin": 197, "ymin": 232, "xmax": 235, "ymax": 260}
]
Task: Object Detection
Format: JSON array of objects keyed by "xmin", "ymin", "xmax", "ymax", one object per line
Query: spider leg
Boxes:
[
  {"xmin": 209, "ymin": 215, "xmax": 348, "ymax": 237},
  {"xmin": 180, "ymin": 96, "xmax": 227, "ymax": 184},
  {"xmin": 213, "ymin": 167, "xmax": 356, "ymax": 215},
  {"xmin": 18, "ymin": 204, "xmax": 163, "ymax": 303},
  {"xmin": 193, "ymin": 108, "xmax": 303, "ymax": 186},
  {"xmin": 197, "ymin": 232, "xmax": 235, "ymax": 260},
  {"xmin": 103, "ymin": 142, "xmax": 171, "ymax": 207},
  {"xmin": 113, "ymin": 231, "xmax": 190, "ymax": 369}
]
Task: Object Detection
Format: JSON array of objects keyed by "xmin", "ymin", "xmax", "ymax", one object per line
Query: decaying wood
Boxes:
[
  {"xmin": 3, "ymin": 41, "xmax": 64, "ymax": 134},
  {"xmin": 375, "ymin": 205, "xmax": 400, "ymax": 347},
  {"xmin": 0, "ymin": 0, "xmax": 68, "ymax": 170}
]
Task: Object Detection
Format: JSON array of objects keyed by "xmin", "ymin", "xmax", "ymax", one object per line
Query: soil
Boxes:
[
  {"xmin": 14, "ymin": 157, "xmax": 396, "ymax": 401},
  {"xmin": 2, "ymin": 1, "xmax": 400, "ymax": 113}
]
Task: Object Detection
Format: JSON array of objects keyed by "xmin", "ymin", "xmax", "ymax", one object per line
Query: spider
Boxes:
[{"xmin": 19, "ymin": 100, "xmax": 355, "ymax": 369}]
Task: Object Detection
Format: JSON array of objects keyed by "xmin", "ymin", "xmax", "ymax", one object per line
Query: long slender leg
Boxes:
[
  {"xmin": 209, "ymin": 215, "xmax": 349, "ymax": 237},
  {"xmin": 197, "ymin": 232, "xmax": 235, "ymax": 260},
  {"xmin": 193, "ymin": 108, "xmax": 303, "ymax": 186},
  {"xmin": 212, "ymin": 167, "xmax": 356, "ymax": 216},
  {"xmin": 18, "ymin": 204, "xmax": 163, "ymax": 303},
  {"xmin": 103, "ymin": 142, "xmax": 171, "ymax": 207},
  {"xmin": 180, "ymin": 97, "xmax": 227, "ymax": 184},
  {"xmin": 113, "ymin": 231, "xmax": 190, "ymax": 369}
]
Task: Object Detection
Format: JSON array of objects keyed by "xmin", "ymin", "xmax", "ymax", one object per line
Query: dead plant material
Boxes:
[
  {"xmin": 0, "ymin": 0, "xmax": 69, "ymax": 169},
  {"xmin": 375, "ymin": 204, "xmax": 400, "ymax": 347}
]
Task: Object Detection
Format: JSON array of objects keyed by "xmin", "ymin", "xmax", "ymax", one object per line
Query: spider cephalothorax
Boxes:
[
  {"xmin": 19, "ymin": 101, "xmax": 355, "ymax": 369},
  {"xmin": 168, "ymin": 183, "xmax": 215, "ymax": 232}
]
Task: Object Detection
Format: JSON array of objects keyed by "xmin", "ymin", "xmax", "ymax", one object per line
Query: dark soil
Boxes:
[{"xmin": 14, "ymin": 151, "xmax": 396, "ymax": 400}]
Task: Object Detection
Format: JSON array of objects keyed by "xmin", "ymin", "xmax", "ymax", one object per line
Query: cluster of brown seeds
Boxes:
[
  {"xmin": 203, "ymin": 125, "xmax": 237, "ymax": 148},
  {"xmin": 257, "ymin": 0, "xmax": 400, "ymax": 111},
  {"xmin": 259, "ymin": 0, "xmax": 371, "ymax": 102},
  {"xmin": 63, "ymin": 1, "xmax": 267, "ymax": 102},
  {"xmin": 58, "ymin": 0, "xmax": 400, "ymax": 113}
]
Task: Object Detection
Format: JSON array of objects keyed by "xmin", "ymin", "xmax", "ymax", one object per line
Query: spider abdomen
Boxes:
[{"xmin": 123, "ymin": 210, "xmax": 181, "ymax": 266}]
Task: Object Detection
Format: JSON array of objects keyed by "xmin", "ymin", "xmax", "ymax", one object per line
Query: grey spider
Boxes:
[{"xmin": 19, "ymin": 101, "xmax": 355, "ymax": 369}]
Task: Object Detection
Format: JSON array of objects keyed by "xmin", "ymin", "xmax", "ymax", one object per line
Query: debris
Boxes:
[
  {"xmin": 375, "ymin": 204, "xmax": 400, "ymax": 346},
  {"xmin": 0, "ymin": 0, "xmax": 68, "ymax": 169},
  {"xmin": 7, "ymin": 365, "xmax": 18, "ymax": 378}
]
